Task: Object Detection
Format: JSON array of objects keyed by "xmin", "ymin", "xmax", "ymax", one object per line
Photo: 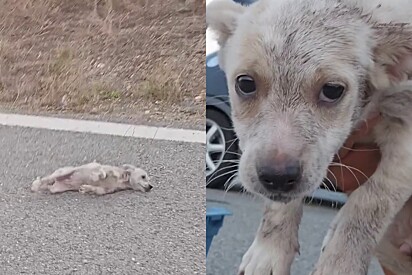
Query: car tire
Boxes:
[{"xmin": 206, "ymin": 108, "xmax": 239, "ymax": 189}]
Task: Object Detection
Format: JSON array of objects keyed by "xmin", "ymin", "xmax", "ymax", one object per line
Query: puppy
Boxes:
[
  {"xmin": 207, "ymin": 0, "xmax": 412, "ymax": 274},
  {"xmin": 31, "ymin": 162, "xmax": 152, "ymax": 195}
]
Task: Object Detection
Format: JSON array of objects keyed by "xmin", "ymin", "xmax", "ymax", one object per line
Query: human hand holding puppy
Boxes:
[
  {"xmin": 326, "ymin": 114, "xmax": 403, "ymax": 275},
  {"xmin": 327, "ymin": 114, "xmax": 382, "ymax": 193}
]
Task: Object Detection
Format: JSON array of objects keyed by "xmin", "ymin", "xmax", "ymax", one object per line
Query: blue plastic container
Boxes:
[{"xmin": 206, "ymin": 207, "xmax": 232, "ymax": 256}]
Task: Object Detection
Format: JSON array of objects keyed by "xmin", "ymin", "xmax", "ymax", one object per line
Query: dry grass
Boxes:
[{"xmin": 0, "ymin": 0, "xmax": 205, "ymax": 123}]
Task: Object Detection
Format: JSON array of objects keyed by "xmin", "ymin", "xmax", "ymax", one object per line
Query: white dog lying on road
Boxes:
[{"xmin": 31, "ymin": 162, "xmax": 152, "ymax": 195}]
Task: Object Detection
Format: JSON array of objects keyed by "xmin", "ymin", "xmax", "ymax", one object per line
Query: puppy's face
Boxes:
[
  {"xmin": 207, "ymin": 0, "xmax": 412, "ymax": 202},
  {"xmin": 122, "ymin": 164, "xmax": 152, "ymax": 192}
]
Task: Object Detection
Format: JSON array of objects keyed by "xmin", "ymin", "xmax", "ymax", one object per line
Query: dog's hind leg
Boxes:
[
  {"xmin": 238, "ymin": 199, "xmax": 303, "ymax": 275},
  {"xmin": 31, "ymin": 175, "xmax": 58, "ymax": 192},
  {"xmin": 31, "ymin": 167, "xmax": 76, "ymax": 193},
  {"xmin": 48, "ymin": 181, "xmax": 77, "ymax": 194},
  {"xmin": 31, "ymin": 177, "xmax": 49, "ymax": 192}
]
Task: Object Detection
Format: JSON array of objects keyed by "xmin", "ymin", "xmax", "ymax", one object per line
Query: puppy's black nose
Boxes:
[
  {"xmin": 148, "ymin": 184, "xmax": 153, "ymax": 190},
  {"xmin": 257, "ymin": 162, "xmax": 301, "ymax": 192}
]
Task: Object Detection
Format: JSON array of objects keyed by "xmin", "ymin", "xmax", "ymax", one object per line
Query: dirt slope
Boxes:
[{"xmin": 0, "ymin": 0, "xmax": 205, "ymax": 126}]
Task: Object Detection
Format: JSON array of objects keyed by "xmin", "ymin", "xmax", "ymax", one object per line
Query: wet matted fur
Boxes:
[{"xmin": 207, "ymin": 0, "xmax": 412, "ymax": 274}]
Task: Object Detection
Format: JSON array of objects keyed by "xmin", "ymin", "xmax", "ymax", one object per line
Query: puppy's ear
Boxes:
[
  {"xmin": 370, "ymin": 23, "xmax": 412, "ymax": 89},
  {"xmin": 206, "ymin": 0, "xmax": 246, "ymax": 47},
  {"xmin": 121, "ymin": 164, "xmax": 135, "ymax": 171},
  {"xmin": 121, "ymin": 170, "xmax": 131, "ymax": 182}
]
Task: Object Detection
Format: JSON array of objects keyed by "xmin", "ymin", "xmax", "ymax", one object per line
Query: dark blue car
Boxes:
[
  {"xmin": 206, "ymin": 52, "xmax": 237, "ymax": 188},
  {"xmin": 205, "ymin": 0, "xmax": 256, "ymax": 188}
]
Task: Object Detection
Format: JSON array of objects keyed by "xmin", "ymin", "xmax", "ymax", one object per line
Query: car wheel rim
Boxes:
[{"xmin": 206, "ymin": 118, "xmax": 226, "ymax": 177}]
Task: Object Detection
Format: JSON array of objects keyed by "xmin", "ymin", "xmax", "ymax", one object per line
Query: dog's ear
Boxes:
[
  {"xmin": 121, "ymin": 164, "xmax": 135, "ymax": 171},
  {"xmin": 206, "ymin": 0, "xmax": 246, "ymax": 47},
  {"xmin": 370, "ymin": 23, "xmax": 412, "ymax": 89}
]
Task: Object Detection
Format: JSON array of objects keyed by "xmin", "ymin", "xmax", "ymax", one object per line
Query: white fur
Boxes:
[
  {"xmin": 208, "ymin": 0, "xmax": 412, "ymax": 274},
  {"xmin": 31, "ymin": 162, "xmax": 152, "ymax": 195}
]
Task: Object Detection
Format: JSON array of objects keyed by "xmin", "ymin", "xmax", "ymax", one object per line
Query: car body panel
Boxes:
[{"xmin": 206, "ymin": 52, "xmax": 231, "ymax": 118}]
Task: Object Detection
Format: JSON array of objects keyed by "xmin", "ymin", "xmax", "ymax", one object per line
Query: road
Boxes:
[
  {"xmin": 0, "ymin": 125, "xmax": 205, "ymax": 275},
  {"xmin": 206, "ymin": 189, "xmax": 384, "ymax": 275}
]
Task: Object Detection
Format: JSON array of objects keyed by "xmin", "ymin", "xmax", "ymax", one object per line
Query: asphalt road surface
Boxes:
[
  {"xmin": 0, "ymin": 125, "xmax": 205, "ymax": 275},
  {"xmin": 206, "ymin": 189, "xmax": 384, "ymax": 275}
]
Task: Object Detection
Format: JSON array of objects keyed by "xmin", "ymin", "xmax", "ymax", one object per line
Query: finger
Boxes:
[
  {"xmin": 335, "ymin": 139, "xmax": 355, "ymax": 160},
  {"xmin": 333, "ymin": 114, "xmax": 381, "ymax": 162},
  {"xmin": 328, "ymin": 144, "xmax": 381, "ymax": 192},
  {"xmin": 341, "ymin": 114, "xmax": 381, "ymax": 150},
  {"xmin": 352, "ymin": 113, "xmax": 382, "ymax": 138}
]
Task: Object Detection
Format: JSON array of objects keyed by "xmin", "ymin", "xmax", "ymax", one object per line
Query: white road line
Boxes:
[{"xmin": 0, "ymin": 113, "xmax": 206, "ymax": 144}]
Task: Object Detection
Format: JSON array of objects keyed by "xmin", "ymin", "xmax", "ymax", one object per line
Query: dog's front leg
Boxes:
[
  {"xmin": 313, "ymin": 177, "xmax": 412, "ymax": 275},
  {"xmin": 238, "ymin": 198, "xmax": 303, "ymax": 275},
  {"xmin": 79, "ymin": 185, "xmax": 108, "ymax": 195},
  {"xmin": 313, "ymin": 128, "xmax": 412, "ymax": 275}
]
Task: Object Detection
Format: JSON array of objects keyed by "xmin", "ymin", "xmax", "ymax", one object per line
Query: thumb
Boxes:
[
  {"xmin": 334, "ymin": 113, "xmax": 381, "ymax": 161},
  {"xmin": 351, "ymin": 113, "xmax": 382, "ymax": 140}
]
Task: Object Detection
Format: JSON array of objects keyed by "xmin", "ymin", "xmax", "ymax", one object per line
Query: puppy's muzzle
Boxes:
[
  {"xmin": 145, "ymin": 184, "xmax": 153, "ymax": 192},
  {"xmin": 256, "ymin": 155, "xmax": 301, "ymax": 193}
]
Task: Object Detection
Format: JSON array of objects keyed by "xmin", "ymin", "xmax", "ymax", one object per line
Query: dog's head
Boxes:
[
  {"xmin": 207, "ymin": 0, "xmax": 412, "ymax": 202},
  {"xmin": 121, "ymin": 164, "xmax": 152, "ymax": 192}
]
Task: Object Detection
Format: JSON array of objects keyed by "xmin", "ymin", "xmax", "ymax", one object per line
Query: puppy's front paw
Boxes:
[
  {"xmin": 238, "ymin": 240, "xmax": 290, "ymax": 275},
  {"xmin": 31, "ymin": 177, "xmax": 42, "ymax": 192},
  {"xmin": 79, "ymin": 185, "xmax": 91, "ymax": 194}
]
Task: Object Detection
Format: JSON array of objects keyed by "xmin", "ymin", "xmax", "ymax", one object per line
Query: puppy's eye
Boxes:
[
  {"xmin": 235, "ymin": 75, "xmax": 256, "ymax": 96},
  {"xmin": 319, "ymin": 83, "xmax": 345, "ymax": 103},
  {"xmin": 141, "ymin": 175, "xmax": 146, "ymax": 179}
]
